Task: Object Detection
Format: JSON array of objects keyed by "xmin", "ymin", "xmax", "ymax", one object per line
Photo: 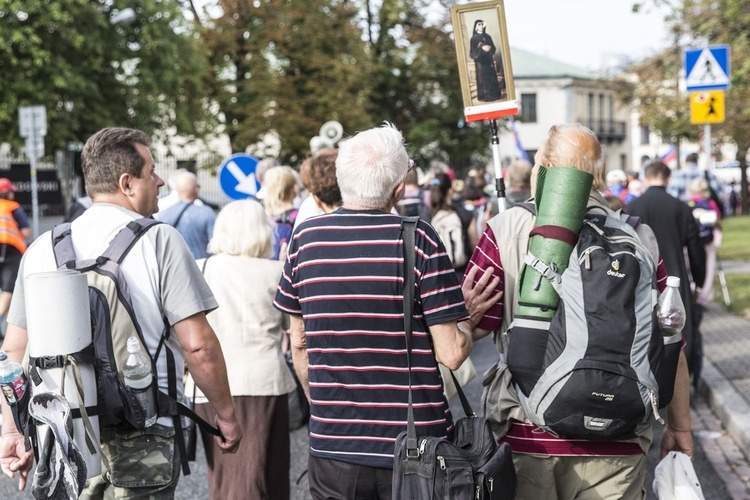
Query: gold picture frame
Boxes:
[{"xmin": 450, "ymin": 0, "xmax": 517, "ymax": 122}]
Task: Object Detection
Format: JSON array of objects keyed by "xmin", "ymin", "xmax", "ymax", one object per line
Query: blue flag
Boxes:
[{"xmin": 509, "ymin": 117, "xmax": 530, "ymax": 162}]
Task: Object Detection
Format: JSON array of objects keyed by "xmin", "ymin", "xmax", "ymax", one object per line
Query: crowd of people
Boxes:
[{"xmin": 0, "ymin": 121, "xmax": 738, "ymax": 500}]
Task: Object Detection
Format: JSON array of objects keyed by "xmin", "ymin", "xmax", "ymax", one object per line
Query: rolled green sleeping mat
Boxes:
[{"xmin": 516, "ymin": 165, "xmax": 593, "ymax": 319}]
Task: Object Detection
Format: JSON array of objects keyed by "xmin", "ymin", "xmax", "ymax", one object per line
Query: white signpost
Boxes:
[{"xmin": 18, "ymin": 105, "xmax": 46, "ymax": 237}]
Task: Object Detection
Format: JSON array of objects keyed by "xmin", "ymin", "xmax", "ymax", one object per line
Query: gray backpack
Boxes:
[
  {"xmin": 27, "ymin": 219, "xmax": 221, "ymax": 475},
  {"xmin": 506, "ymin": 205, "xmax": 682, "ymax": 440}
]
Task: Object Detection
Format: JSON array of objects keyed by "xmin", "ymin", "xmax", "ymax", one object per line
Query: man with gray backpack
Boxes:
[
  {"xmin": 0, "ymin": 128, "xmax": 241, "ymax": 497},
  {"xmin": 464, "ymin": 124, "xmax": 692, "ymax": 499}
]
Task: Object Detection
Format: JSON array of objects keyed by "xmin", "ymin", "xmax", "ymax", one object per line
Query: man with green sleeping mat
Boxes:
[{"xmin": 463, "ymin": 123, "xmax": 693, "ymax": 499}]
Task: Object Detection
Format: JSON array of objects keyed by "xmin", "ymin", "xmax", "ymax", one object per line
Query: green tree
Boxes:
[
  {"xmin": 676, "ymin": 0, "xmax": 750, "ymax": 213},
  {"xmin": 202, "ymin": 0, "xmax": 373, "ymax": 163},
  {"xmin": 632, "ymin": 0, "xmax": 750, "ymax": 212},
  {"xmin": 0, "ymin": 0, "xmax": 214, "ymax": 155},
  {"xmin": 202, "ymin": 0, "xmax": 488, "ymax": 171},
  {"xmin": 617, "ymin": 41, "xmax": 699, "ymax": 168},
  {"xmin": 361, "ymin": 0, "xmax": 488, "ymax": 174}
]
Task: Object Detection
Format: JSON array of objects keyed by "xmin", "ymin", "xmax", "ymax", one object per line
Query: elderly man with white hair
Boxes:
[{"xmin": 274, "ymin": 123, "xmax": 499, "ymax": 499}]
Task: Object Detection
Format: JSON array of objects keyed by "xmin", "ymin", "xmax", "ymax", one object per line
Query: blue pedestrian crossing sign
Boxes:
[
  {"xmin": 684, "ymin": 45, "xmax": 730, "ymax": 91},
  {"xmin": 218, "ymin": 153, "xmax": 261, "ymax": 200}
]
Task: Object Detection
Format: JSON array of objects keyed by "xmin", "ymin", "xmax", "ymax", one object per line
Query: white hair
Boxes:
[
  {"xmin": 336, "ymin": 123, "xmax": 409, "ymax": 209},
  {"xmin": 207, "ymin": 200, "xmax": 273, "ymax": 258}
]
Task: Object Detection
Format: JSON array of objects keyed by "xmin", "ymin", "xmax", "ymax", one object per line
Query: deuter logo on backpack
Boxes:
[{"xmin": 506, "ymin": 211, "xmax": 682, "ymax": 441}]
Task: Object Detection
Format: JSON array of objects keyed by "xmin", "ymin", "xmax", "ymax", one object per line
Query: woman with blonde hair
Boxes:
[
  {"xmin": 191, "ymin": 199, "xmax": 295, "ymax": 499},
  {"xmin": 263, "ymin": 166, "xmax": 299, "ymax": 259}
]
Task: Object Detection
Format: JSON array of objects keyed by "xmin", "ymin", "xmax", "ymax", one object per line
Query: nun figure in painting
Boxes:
[{"xmin": 469, "ymin": 19, "xmax": 502, "ymax": 102}]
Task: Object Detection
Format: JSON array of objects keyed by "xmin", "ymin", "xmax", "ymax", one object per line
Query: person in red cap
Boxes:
[{"xmin": 0, "ymin": 178, "xmax": 30, "ymax": 336}]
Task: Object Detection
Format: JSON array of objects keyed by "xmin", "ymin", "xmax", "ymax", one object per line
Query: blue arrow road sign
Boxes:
[
  {"xmin": 218, "ymin": 153, "xmax": 261, "ymax": 200},
  {"xmin": 684, "ymin": 45, "xmax": 730, "ymax": 91}
]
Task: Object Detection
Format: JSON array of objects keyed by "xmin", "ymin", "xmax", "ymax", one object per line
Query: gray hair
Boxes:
[
  {"xmin": 534, "ymin": 123, "xmax": 605, "ymax": 191},
  {"xmin": 336, "ymin": 123, "xmax": 409, "ymax": 209}
]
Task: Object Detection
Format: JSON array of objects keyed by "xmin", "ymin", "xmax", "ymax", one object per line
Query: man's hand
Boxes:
[
  {"xmin": 660, "ymin": 425, "xmax": 693, "ymax": 459},
  {"xmin": 462, "ymin": 265, "xmax": 501, "ymax": 329},
  {"xmin": 214, "ymin": 414, "xmax": 242, "ymax": 454},
  {"xmin": 0, "ymin": 434, "xmax": 34, "ymax": 490}
]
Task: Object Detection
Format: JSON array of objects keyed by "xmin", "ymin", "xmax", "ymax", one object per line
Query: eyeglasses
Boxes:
[{"xmin": 407, "ymin": 159, "xmax": 416, "ymax": 172}]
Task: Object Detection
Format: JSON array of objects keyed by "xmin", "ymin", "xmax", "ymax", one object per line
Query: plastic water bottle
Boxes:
[
  {"xmin": 0, "ymin": 350, "xmax": 28, "ymax": 433},
  {"xmin": 657, "ymin": 276, "xmax": 686, "ymax": 337},
  {"xmin": 123, "ymin": 337, "xmax": 157, "ymax": 427}
]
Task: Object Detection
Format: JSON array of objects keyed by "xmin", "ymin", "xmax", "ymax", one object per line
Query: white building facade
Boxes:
[{"xmin": 499, "ymin": 48, "xmax": 631, "ymax": 174}]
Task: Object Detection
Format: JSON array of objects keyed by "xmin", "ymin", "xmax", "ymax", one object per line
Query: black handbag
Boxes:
[
  {"xmin": 392, "ymin": 217, "xmax": 517, "ymax": 500},
  {"xmin": 286, "ymin": 347, "xmax": 310, "ymax": 431}
]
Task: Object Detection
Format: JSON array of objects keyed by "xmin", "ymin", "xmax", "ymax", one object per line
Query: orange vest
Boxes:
[{"xmin": 0, "ymin": 199, "xmax": 27, "ymax": 253}]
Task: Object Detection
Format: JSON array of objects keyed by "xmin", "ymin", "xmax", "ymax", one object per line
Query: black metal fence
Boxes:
[{"xmin": 0, "ymin": 151, "xmax": 235, "ymax": 216}]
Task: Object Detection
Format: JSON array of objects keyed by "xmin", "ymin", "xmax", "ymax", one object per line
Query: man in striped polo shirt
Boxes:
[
  {"xmin": 274, "ymin": 123, "xmax": 499, "ymax": 499},
  {"xmin": 464, "ymin": 123, "xmax": 693, "ymax": 499}
]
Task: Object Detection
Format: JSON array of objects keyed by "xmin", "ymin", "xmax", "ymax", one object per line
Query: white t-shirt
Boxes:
[
  {"xmin": 293, "ymin": 195, "xmax": 325, "ymax": 230},
  {"xmin": 8, "ymin": 203, "xmax": 218, "ymax": 425}
]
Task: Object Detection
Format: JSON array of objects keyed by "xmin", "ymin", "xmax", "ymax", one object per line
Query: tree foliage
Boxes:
[
  {"xmin": 0, "ymin": 0, "xmax": 214, "ymax": 154},
  {"xmin": 0, "ymin": 0, "xmax": 499, "ymax": 173},
  {"xmin": 617, "ymin": 41, "xmax": 699, "ymax": 165},
  {"xmin": 360, "ymin": 0, "xmax": 488, "ymax": 172},
  {"xmin": 676, "ymin": 0, "xmax": 750, "ymax": 211},
  {"xmin": 202, "ymin": 0, "xmax": 488, "ymax": 171},
  {"xmin": 202, "ymin": 0, "xmax": 373, "ymax": 164}
]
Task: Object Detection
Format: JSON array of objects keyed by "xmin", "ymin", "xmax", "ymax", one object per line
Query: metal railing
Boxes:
[
  {"xmin": 577, "ymin": 119, "xmax": 627, "ymax": 142},
  {"xmin": 0, "ymin": 151, "xmax": 235, "ymax": 215}
]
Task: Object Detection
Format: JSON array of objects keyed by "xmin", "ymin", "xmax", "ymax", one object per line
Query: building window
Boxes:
[
  {"xmin": 640, "ymin": 125, "xmax": 650, "ymax": 145},
  {"xmin": 588, "ymin": 93, "xmax": 595, "ymax": 123},
  {"xmin": 520, "ymin": 93, "xmax": 537, "ymax": 123},
  {"xmin": 620, "ymin": 154, "xmax": 627, "ymax": 171}
]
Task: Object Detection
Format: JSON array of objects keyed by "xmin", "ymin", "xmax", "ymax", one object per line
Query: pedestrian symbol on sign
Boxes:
[
  {"xmin": 690, "ymin": 91, "xmax": 725, "ymax": 124},
  {"xmin": 684, "ymin": 46, "xmax": 730, "ymax": 91}
]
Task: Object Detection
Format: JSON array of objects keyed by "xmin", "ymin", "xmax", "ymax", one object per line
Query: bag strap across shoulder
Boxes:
[
  {"xmin": 401, "ymin": 217, "xmax": 474, "ymax": 457},
  {"xmin": 518, "ymin": 200, "xmax": 641, "ymax": 229}
]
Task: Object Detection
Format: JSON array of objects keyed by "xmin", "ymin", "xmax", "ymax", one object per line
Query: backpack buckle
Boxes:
[{"xmin": 35, "ymin": 355, "xmax": 66, "ymax": 369}]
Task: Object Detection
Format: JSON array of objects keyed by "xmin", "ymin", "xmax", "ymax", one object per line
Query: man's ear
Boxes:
[
  {"xmin": 393, "ymin": 181, "xmax": 406, "ymax": 202},
  {"xmin": 118, "ymin": 173, "xmax": 133, "ymax": 196}
]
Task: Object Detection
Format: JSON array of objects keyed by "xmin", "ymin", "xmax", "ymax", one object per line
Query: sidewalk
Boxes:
[{"xmin": 700, "ymin": 299, "xmax": 750, "ymax": 465}]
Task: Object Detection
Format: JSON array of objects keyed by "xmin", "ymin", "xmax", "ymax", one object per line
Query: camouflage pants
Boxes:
[{"xmin": 79, "ymin": 424, "xmax": 181, "ymax": 500}]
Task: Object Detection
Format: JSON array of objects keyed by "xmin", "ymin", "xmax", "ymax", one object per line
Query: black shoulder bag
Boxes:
[{"xmin": 392, "ymin": 217, "xmax": 517, "ymax": 500}]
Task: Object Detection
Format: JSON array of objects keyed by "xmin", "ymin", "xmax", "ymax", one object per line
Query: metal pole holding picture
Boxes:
[{"xmin": 489, "ymin": 119, "xmax": 506, "ymax": 213}]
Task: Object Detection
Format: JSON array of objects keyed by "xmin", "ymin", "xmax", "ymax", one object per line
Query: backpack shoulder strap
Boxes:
[
  {"xmin": 621, "ymin": 213, "xmax": 640, "ymax": 228},
  {"xmin": 517, "ymin": 202, "xmax": 536, "ymax": 215},
  {"xmin": 101, "ymin": 218, "xmax": 163, "ymax": 264},
  {"xmin": 51, "ymin": 222, "xmax": 75, "ymax": 269}
]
